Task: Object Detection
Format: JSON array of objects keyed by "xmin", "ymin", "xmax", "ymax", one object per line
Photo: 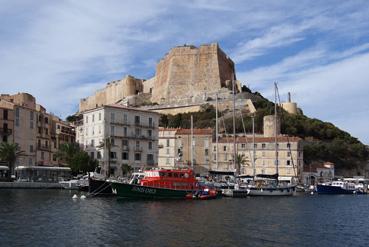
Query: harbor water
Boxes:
[{"xmin": 1, "ymin": 189, "xmax": 369, "ymax": 247}]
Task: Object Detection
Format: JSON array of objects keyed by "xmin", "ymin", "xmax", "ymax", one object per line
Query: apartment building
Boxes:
[
  {"xmin": 0, "ymin": 93, "xmax": 75, "ymax": 169},
  {"xmin": 76, "ymin": 104, "xmax": 160, "ymax": 176},
  {"xmin": 158, "ymin": 128, "xmax": 213, "ymax": 175},
  {"xmin": 211, "ymin": 135, "xmax": 303, "ymax": 180}
]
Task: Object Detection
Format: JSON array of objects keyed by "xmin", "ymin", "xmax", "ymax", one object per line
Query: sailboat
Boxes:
[{"xmin": 226, "ymin": 82, "xmax": 296, "ymax": 197}]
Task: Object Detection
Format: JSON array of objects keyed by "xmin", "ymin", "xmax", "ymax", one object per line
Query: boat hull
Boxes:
[
  {"xmin": 316, "ymin": 184, "xmax": 356, "ymax": 194},
  {"xmin": 224, "ymin": 186, "xmax": 296, "ymax": 197},
  {"xmin": 88, "ymin": 178, "xmax": 113, "ymax": 196},
  {"xmin": 111, "ymin": 182, "xmax": 192, "ymax": 199}
]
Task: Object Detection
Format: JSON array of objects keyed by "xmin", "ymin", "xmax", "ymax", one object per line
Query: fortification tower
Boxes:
[{"xmin": 151, "ymin": 43, "xmax": 236, "ymax": 104}]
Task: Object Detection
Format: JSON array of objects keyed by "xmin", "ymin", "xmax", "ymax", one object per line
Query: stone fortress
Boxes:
[{"xmin": 79, "ymin": 43, "xmax": 299, "ymax": 116}]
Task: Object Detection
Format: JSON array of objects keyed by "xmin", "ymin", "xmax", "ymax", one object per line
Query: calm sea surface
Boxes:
[{"xmin": 1, "ymin": 189, "xmax": 369, "ymax": 247}]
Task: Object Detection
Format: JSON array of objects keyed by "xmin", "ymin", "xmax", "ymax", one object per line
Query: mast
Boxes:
[
  {"xmin": 274, "ymin": 82, "xmax": 279, "ymax": 179},
  {"xmin": 216, "ymin": 92, "xmax": 219, "ymax": 170},
  {"xmin": 252, "ymin": 115, "xmax": 256, "ymax": 177},
  {"xmin": 191, "ymin": 115, "xmax": 194, "ymax": 169},
  {"xmin": 232, "ymin": 79, "xmax": 236, "ymax": 174}
]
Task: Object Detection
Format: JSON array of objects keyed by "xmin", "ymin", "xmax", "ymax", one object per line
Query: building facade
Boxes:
[
  {"xmin": 211, "ymin": 136, "xmax": 304, "ymax": 180},
  {"xmin": 76, "ymin": 105, "xmax": 160, "ymax": 176},
  {"xmin": 158, "ymin": 128, "xmax": 213, "ymax": 175},
  {"xmin": 0, "ymin": 93, "xmax": 75, "ymax": 171}
]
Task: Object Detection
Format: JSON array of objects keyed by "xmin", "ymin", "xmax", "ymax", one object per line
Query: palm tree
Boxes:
[
  {"xmin": 235, "ymin": 153, "xmax": 247, "ymax": 175},
  {"xmin": 0, "ymin": 142, "xmax": 23, "ymax": 179},
  {"xmin": 97, "ymin": 137, "xmax": 114, "ymax": 177},
  {"xmin": 56, "ymin": 143, "xmax": 80, "ymax": 166}
]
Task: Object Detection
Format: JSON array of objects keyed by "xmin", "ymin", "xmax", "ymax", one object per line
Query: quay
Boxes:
[{"xmin": 0, "ymin": 182, "xmax": 62, "ymax": 189}]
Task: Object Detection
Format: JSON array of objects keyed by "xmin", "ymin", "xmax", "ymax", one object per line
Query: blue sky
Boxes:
[{"xmin": 1, "ymin": 0, "xmax": 369, "ymax": 144}]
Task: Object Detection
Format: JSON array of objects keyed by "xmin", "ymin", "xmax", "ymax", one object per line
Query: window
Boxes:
[
  {"xmin": 30, "ymin": 111, "xmax": 34, "ymax": 120},
  {"xmin": 135, "ymin": 153, "xmax": 141, "ymax": 161},
  {"xmin": 135, "ymin": 141, "xmax": 140, "ymax": 149},
  {"xmin": 97, "ymin": 151, "xmax": 101, "ymax": 159},
  {"xmin": 38, "ymin": 127, "xmax": 42, "ymax": 134},
  {"xmin": 15, "ymin": 108, "xmax": 19, "ymax": 117},
  {"xmin": 45, "ymin": 128, "xmax": 48, "ymax": 135},
  {"xmin": 122, "ymin": 152, "xmax": 129, "ymax": 160},
  {"xmin": 205, "ymin": 149, "xmax": 209, "ymax": 156},
  {"xmin": 110, "ymin": 152, "xmax": 117, "ymax": 159},
  {"xmin": 262, "ymin": 143, "xmax": 266, "ymax": 148},
  {"xmin": 41, "ymin": 151, "xmax": 44, "ymax": 160},
  {"xmin": 135, "ymin": 116, "xmax": 140, "ymax": 125},
  {"xmin": 262, "ymin": 151, "xmax": 265, "ymax": 157},
  {"xmin": 123, "ymin": 127, "xmax": 127, "ymax": 136},
  {"xmin": 213, "ymin": 154, "xmax": 216, "ymax": 161},
  {"xmin": 38, "ymin": 140, "xmax": 41, "ymax": 148},
  {"xmin": 287, "ymin": 143, "xmax": 291, "ymax": 148},
  {"xmin": 287, "ymin": 152, "xmax": 291, "ymax": 157},
  {"xmin": 54, "ymin": 141, "xmax": 57, "ymax": 149},
  {"xmin": 92, "ymin": 127, "xmax": 95, "ymax": 135},
  {"xmin": 287, "ymin": 160, "xmax": 291, "ymax": 166},
  {"xmin": 30, "ymin": 145, "xmax": 33, "ymax": 152},
  {"xmin": 45, "ymin": 117, "xmax": 48, "ymax": 124},
  {"xmin": 149, "ymin": 117, "xmax": 153, "ymax": 127},
  {"xmin": 166, "ymin": 139, "xmax": 170, "ymax": 147},
  {"xmin": 91, "ymin": 139, "xmax": 95, "ymax": 147},
  {"xmin": 135, "ymin": 128, "xmax": 141, "ymax": 136},
  {"xmin": 53, "ymin": 154, "xmax": 57, "ymax": 161},
  {"xmin": 123, "ymin": 114, "xmax": 128, "ymax": 124},
  {"xmin": 3, "ymin": 109, "xmax": 8, "ymax": 120},
  {"xmin": 45, "ymin": 140, "xmax": 49, "ymax": 147},
  {"xmin": 166, "ymin": 148, "xmax": 169, "ymax": 154},
  {"xmin": 111, "ymin": 138, "xmax": 115, "ymax": 145},
  {"xmin": 111, "ymin": 113, "xmax": 115, "ymax": 122},
  {"xmin": 30, "ymin": 121, "xmax": 34, "ymax": 129},
  {"xmin": 148, "ymin": 129, "xmax": 152, "ymax": 137},
  {"xmin": 122, "ymin": 139, "xmax": 128, "ymax": 147},
  {"xmin": 213, "ymin": 146, "xmax": 216, "ymax": 151},
  {"xmin": 92, "ymin": 114, "xmax": 95, "ymax": 122},
  {"xmin": 111, "ymin": 126, "xmax": 115, "ymax": 135},
  {"xmin": 29, "ymin": 158, "xmax": 32, "ymax": 166},
  {"xmin": 223, "ymin": 146, "xmax": 226, "ymax": 151},
  {"xmin": 254, "ymin": 144, "xmax": 257, "ymax": 148},
  {"xmin": 90, "ymin": 152, "xmax": 95, "ymax": 159},
  {"xmin": 148, "ymin": 141, "xmax": 152, "ymax": 150},
  {"xmin": 241, "ymin": 143, "xmax": 246, "ymax": 149},
  {"xmin": 99, "ymin": 112, "xmax": 101, "ymax": 121}
]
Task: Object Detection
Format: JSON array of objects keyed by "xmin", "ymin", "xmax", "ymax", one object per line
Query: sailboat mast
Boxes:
[
  {"xmin": 216, "ymin": 93, "xmax": 219, "ymax": 170},
  {"xmin": 274, "ymin": 82, "xmax": 279, "ymax": 177},
  {"xmin": 191, "ymin": 115, "xmax": 194, "ymax": 169},
  {"xmin": 252, "ymin": 115, "xmax": 256, "ymax": 177},
  {"xmin": 232, "ymin": 79, "xmax": 236, "ymax": 174}
]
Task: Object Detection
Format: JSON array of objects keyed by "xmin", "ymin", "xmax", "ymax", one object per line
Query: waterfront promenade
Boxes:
[{"xmin": 1, "ymin": 189, "xmax": 368, "ymax": 247}]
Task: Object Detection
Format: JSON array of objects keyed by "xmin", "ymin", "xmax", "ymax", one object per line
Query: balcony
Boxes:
[
  {"xmin": 134, "ymin": 146, "xmax": 143, "ymax": 152},
  {"xmin": 122, "ymin": 146, "xmax": 129, "ymax": 151},
  {"xmin": 0, "ymin": 128, "xmax": 12, "ymax": 136},
  {"xmin": 134, "ymin": 122, "xmax": 156, "ymax": 129},
  {"xmin": 110, "ymin": 120, "xmax": 130, "ymax": 126},
  {"xmin": 38, "ymin": 145, "xmax": 51, "ymax": 152}
]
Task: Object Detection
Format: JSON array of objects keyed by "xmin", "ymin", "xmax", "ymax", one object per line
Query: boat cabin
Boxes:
[{"xmin": 140, "ymin": 169, "xmax": 198, "ymax": 190}]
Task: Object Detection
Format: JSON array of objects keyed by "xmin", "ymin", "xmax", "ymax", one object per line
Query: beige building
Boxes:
[
  {"xmin": 211, "ymin": 136, "xmax": 303, "ymax": 180},
  {"xmin": 0, "ymin": 93, "xmax": 75, "ymax": 170},
  {"xmin": 158, "ymin": 128, "xmax": 213, "ymax": 174},
  {"xmin": 76, "ymin": 105, "xmax": 160, "ymax": 176}
]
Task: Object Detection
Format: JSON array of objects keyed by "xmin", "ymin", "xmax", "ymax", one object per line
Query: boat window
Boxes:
[
  {"xmin": 168, "ymin": 173, "xmax": 172, "ymax": 177},
  {"xmin": 180, "ymin": 173, "xmax": 184, "ymax": 178},
  {"xmin": 173, "ymin": 173, "xmax": 179, "ymax": 178},
  {"xmin": 159, "ymin": 172, "xmax": 165, "ymax": 177}
]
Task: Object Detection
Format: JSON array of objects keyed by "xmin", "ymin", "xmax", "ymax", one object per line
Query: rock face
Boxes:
[{"xmin": 151, "ymin": 43, "xmax": 236, "ymax": 104}]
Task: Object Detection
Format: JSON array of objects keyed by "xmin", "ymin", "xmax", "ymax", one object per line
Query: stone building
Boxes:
[
  {"xmin": 77, "ymin": 43, "xmax": 248, "ymax": 115},
  {"xmin": 76, "ymin": 105, "xmax": 160, "ymax": 176},
  {"xmin": 151, "ymin": 43, "xmax": 236, "ymax": 104},
  {"xmin": 0, "ymin": 93, "xmax": 75, "ymax": 171},
  {"xmin": 211, "ymin": 136, "xmax": 303, "ymax": 181},
  {"xmin": 158, "ymin": 128, "xmax": 213, "ymax": 174}
]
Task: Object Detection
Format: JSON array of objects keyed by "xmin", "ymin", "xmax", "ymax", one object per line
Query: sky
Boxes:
[{"xmin": 1, "ymin": 0, "xmax": 369, "ymax": 144}]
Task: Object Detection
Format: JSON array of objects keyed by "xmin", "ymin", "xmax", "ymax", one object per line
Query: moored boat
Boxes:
[
  {"xmin": 111, "ymin": 169, "xmax": 200, "ymax": 199},
  {"xmin": 317, "ymin": 181, "xmax": 361, "ymax": 194}
]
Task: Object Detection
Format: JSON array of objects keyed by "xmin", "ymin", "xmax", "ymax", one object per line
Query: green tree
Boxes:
[
  {"xmin": 235, "ymin": 154, "xmax": 247, "ymax": 175},
  {"xmin": 0, "ymin": 142, "xmax": 24, "ymax": 178}
]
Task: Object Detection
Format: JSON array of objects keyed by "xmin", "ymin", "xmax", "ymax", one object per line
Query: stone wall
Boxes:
[
  {"xmin": 151, "ymin": 43, "xmax": 236, "ymax": 104},
  {"xmin": 79, "ymin": 75, "xmax": 144, "ymax": 112}
]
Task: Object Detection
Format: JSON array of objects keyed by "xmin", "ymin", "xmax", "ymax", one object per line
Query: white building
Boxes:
[{"xmin": 76, "ymin": 104, "xmax": 160, "ymax": 176}]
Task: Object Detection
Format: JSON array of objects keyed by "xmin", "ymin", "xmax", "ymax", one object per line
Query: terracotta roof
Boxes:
[
  {"xmin": 303, "ymin": 162, "xmax": 334, "ymax": 172},
  {"xmin": 176, "ymin": 128, "xmax": 213, "ymax": 135},
  {"xmin": 218, "ymin": 136, "xmax": 302, "ymax": 143}
]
